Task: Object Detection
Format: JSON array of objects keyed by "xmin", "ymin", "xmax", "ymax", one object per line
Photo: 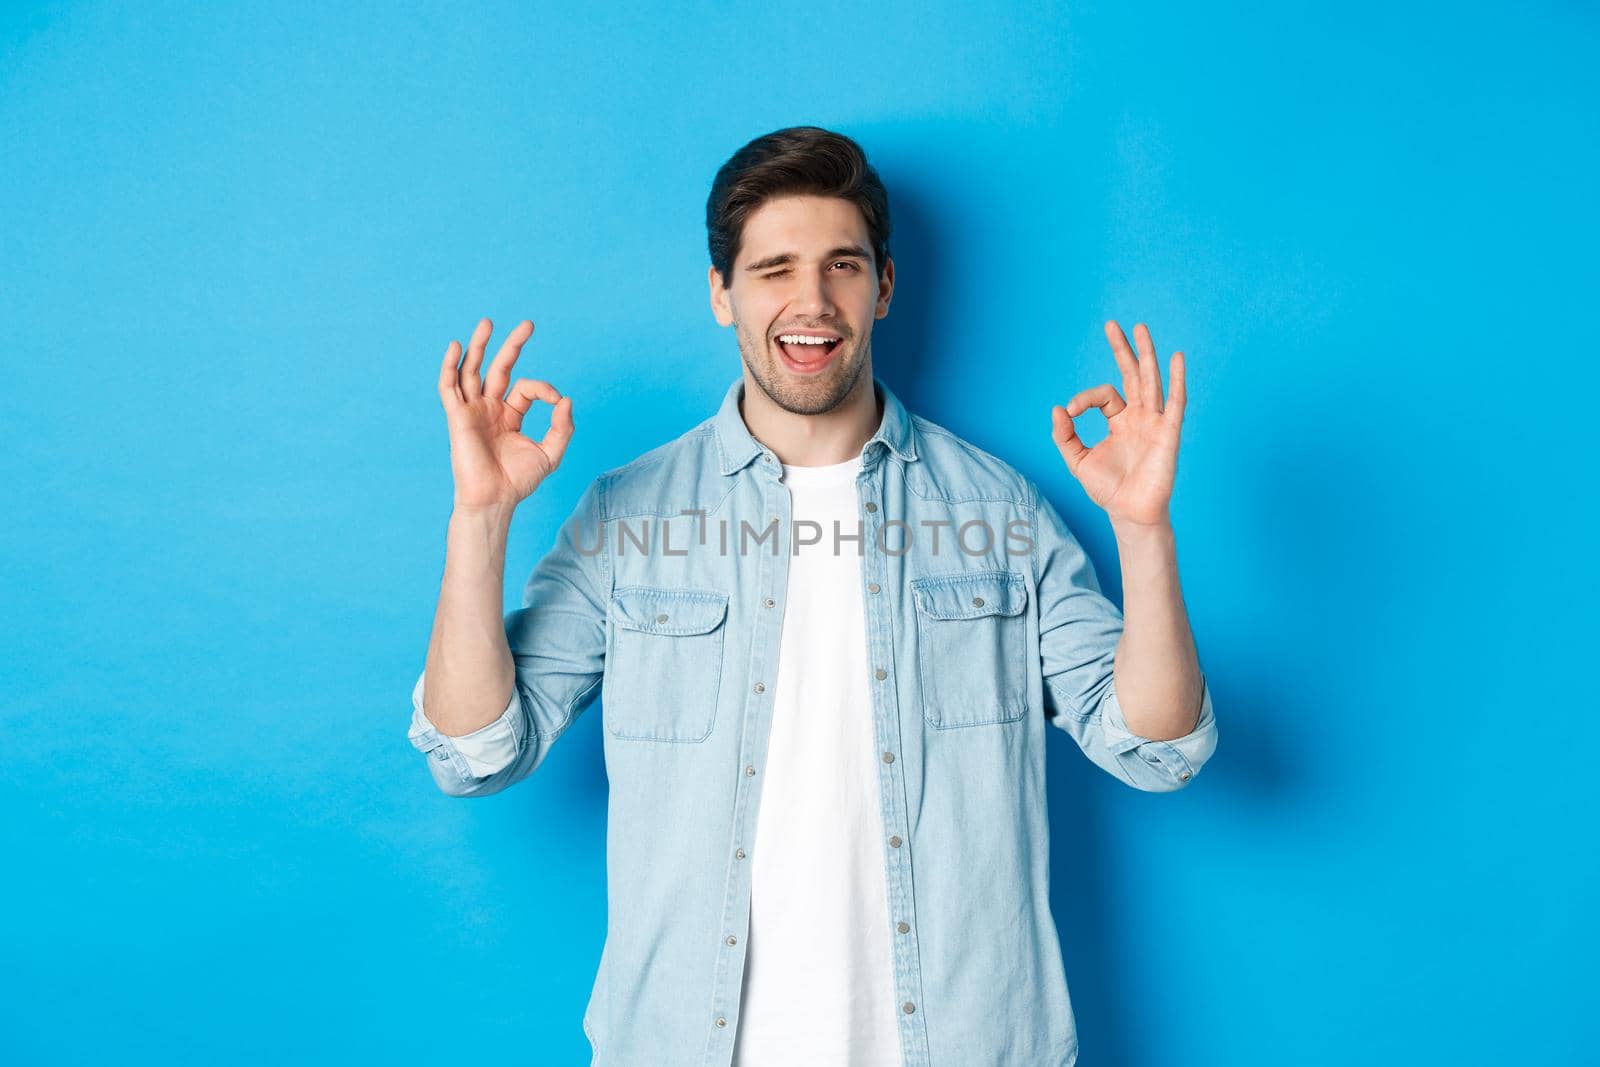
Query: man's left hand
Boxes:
[{"xmin": 1050, "ymin": 320, "xmax": 1187, "ymax": 529}]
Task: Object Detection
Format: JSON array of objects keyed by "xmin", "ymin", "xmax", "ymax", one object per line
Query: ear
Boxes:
[
  {"xmin": 709, "ymin": 264, "xmax": 734, "ymax": 327},
  {"xmin": 874, "ymin": 255, "xmax": 895, "ymax": 319}
]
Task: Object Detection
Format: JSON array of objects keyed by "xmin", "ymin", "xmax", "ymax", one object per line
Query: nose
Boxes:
[{"xmin": 793, "ymin": 266, "xmax": 837, "ymax": 318}]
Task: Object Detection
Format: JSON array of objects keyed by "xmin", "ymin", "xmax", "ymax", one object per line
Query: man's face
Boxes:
[{"xmin": 709, "ymin": 194, "xmax": 894, "ymax": 416}]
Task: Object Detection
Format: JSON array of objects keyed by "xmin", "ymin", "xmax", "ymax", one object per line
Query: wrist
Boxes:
[
  {"xmin": 450, "ymin": 501, "xmax": 518, "ymax": 530},
  {"xmin": 1110, "ymin": 515, "xmax": 1175, "ymax": 548}
]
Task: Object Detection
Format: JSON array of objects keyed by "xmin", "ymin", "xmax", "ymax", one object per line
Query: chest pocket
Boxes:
[
  {"xmin": 606, "ymin": 585, "xmax": 728, "ymax": 742},
  {"xmin": 911, "ymin": 570, "xmax": 1029, "ymax": 728}
]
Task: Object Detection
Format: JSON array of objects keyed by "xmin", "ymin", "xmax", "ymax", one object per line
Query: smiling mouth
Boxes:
[{"xmin": 774, "ymin": 334, "xmax": 844, "ymax": 366}]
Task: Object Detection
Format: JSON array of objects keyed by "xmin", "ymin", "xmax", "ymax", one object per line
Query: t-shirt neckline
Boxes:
[{"xmin": 780, "ymin": 451, "xmax": 864, "ymax": 488}]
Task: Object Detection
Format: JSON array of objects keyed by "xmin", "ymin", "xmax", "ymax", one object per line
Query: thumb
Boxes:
[
  {"xmin": 1051, "ymin": 406, "xmax": 1089, "ymax": 477},
  {"xmin": 538, "ymin": 394, "xmax": 575, "ymax": 470}
]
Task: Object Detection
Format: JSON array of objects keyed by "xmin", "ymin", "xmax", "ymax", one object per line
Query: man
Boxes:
[{"xmin": 408, "ymin": 125, "xmax": 1218, "ymax": 1067}]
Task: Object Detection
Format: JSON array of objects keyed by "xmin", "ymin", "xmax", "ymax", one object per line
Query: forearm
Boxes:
[
  {"xmin": 421, "ymin": 504, "xmax": 519, "ymax": 736},
  {"xmin": 1109, "ymin": 519, "xmax": 1204, "ymax": 740}
]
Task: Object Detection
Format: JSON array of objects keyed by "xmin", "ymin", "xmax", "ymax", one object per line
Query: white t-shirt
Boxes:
[{"xmin": 731, "ymin": 451, "xmax": 903, "ymax": 1067}]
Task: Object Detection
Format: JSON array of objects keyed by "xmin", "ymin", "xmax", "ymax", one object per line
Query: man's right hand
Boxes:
[{"xmin": 437, "ymin": 317, "xmax": 574, "ymax": 515}]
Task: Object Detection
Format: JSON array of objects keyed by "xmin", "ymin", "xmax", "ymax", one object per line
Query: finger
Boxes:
[
  {"xmin": 1166, "ymin": 350, "xmax": 1187, "ymax": 427},
  {"xmin": 438, "ymin": 339, "xmax": 465, "ymax": 409},
  {"xmin": 1133, "ymin": 322, "xmax": 1164, "ymax": 411},
  {"xmin": 1051, "ymin": 405, "xmax": 1089, "ymax": 476},
  {"xmin": 1064, "ymin": 382, "xmax": 1128, "ymax": 421},
  {"xmin": 504, "ymin": 377, "xmax": 563, "ymax": 425},
  {"xmin": 460, "ymin": 317, "xmax": 493, "ymax": 398},
  {"xmin": 485, "ymin": 319, "xmax": 535, "ymax": 402},
  {"xmin": 538, "ymin": 394, "xmax": 575, "ymax": 470},
  {"xmin": 1103, "ymin": 320, "xmax": 1143, "ymax": 407},
  {"xmin": 504, "ymin": 384, "xmax": 574, "ymax": 470}
]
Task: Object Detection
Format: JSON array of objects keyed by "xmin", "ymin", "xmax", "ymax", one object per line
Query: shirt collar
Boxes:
[{"xmin": 712, "ymin": 373, "xmax": 919, "ymax": 476}]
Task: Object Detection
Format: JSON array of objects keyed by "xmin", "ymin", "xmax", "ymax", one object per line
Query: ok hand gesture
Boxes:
[
  {"xmin": 1050, "ymin": 321, "xmax": 1187, "ymax": 529},
  {"xmin": 437, "ymin": 317, "xmax": 574, "ymax": 514}
]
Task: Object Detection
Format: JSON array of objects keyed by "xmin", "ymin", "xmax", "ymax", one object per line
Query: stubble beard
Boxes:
[{"xmin": 737, "ymin": 320, "xmax": 870, "ymax": 417}]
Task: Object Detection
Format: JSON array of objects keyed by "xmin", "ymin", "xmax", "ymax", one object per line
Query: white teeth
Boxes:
[{"xmin": 777, "ymin": 335, "xmax": 837, "ymax": 345}]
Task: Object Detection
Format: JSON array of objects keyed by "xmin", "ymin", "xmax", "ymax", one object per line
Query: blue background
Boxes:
[{"xmin": 4, "ymin": 2, "xmax": 1595, "ymax": 1063}]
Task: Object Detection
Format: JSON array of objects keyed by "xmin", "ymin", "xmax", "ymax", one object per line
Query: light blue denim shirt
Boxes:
[{"xmin": 408, "ymin": 374, "xmax": 1218, "ymax": 1066}]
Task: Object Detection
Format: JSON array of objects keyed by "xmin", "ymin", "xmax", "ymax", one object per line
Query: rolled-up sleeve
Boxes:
[
  {"xmin": 407, "ymin": 476, "xmax": 609, "ymax": 798},
  {"xmin": 1028, "ymin": 480, "xmax": 1219, "ymax": 792},
  {"xmin": 1093, "ymin": 673, "xmax": 1218, "ymax": 791},
  {"xmin": 408, "ymin": 671, "xmax": 524, "ymax": 779}
]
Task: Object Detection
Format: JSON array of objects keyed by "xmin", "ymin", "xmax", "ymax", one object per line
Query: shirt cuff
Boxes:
[
  {"xmin": 1099, "ymin": 673, "xmax": 1218, "ymax": 786},
  {"xmin": 407, "ymin": 669, "xmax": 523, "ymax": 779}
]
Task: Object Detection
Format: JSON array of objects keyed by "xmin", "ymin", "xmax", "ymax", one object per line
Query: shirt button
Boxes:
[
  {"xmin": 735, "ymin": 848, "xmax": 746, "ymax": 859},
  {"xmin": 902, "ymin": 1001, "xmax": 916, "ymax": 1014},
  {"xmin": 764, "ymin": 597, "xmax": 776, "ymax": 608},
  {"xmin": 971, "ymin": 596, "xmax": 984, "ymax": 608},
  {"xmin": 754, "ymin": 682, "xmax": 766, "ymax": 693},
  {"xmin": 865, "ymin": 502, "xmax": 878, "ymax": 512},
  {"xmin": 897, "ymin": 921, "xmax": 910, "ymax": 933},
  {"xmin": 745, "ymin": 764, "xmax": 756, "ymax": 776},
  {"xmin": 867, "ymin": 582, "xmax": 880, "ymax": 593},
  {"xmin": 726, "ymin": 935, "xmax": 738, "ymax": 946},
  {"xmin": 1179, "ymin": 771, "xmax": 1191, "ymax": 780},
  {"xmin": 881, "ymin": 751, "xmax": 895, "ymax": 763},
  {"xmin": 874, "ymin": 668, "xmax": 887, "ymax": 680},
  {"xmin": 889, "ymin": 835, "xmax": 902, "ymax": 848},
  {"xmin": 716, "ymin": 1016, "xmax": 728, "ymax": 1028},
  {"xmin": 656, "ymin": 612, "xmax": 669, "ymax": 623}
]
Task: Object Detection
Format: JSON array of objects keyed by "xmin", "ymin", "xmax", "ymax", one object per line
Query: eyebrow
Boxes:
[{"xmin": 743, "ymin": 245, "xmax": 872, "ymax": 273}]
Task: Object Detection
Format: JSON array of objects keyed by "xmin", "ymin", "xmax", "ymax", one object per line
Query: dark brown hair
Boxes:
[{"xmin": 706, "ymin": 125, "xmax": 892, "ymax": 288}]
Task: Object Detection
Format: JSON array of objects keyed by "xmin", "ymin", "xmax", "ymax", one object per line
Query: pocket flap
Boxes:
[
  {"xmin": 611, "ymin": 586, "xmax": 729, "ymax": 635},
  {"xmin": 911, "ymin": 570, "xmax": 1027, "ymax": 620}
]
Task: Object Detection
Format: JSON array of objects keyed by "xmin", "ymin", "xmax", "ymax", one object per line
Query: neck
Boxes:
[{"xmin": 739, "ymin": 367, "xmax": 880, "ymax": 467}]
